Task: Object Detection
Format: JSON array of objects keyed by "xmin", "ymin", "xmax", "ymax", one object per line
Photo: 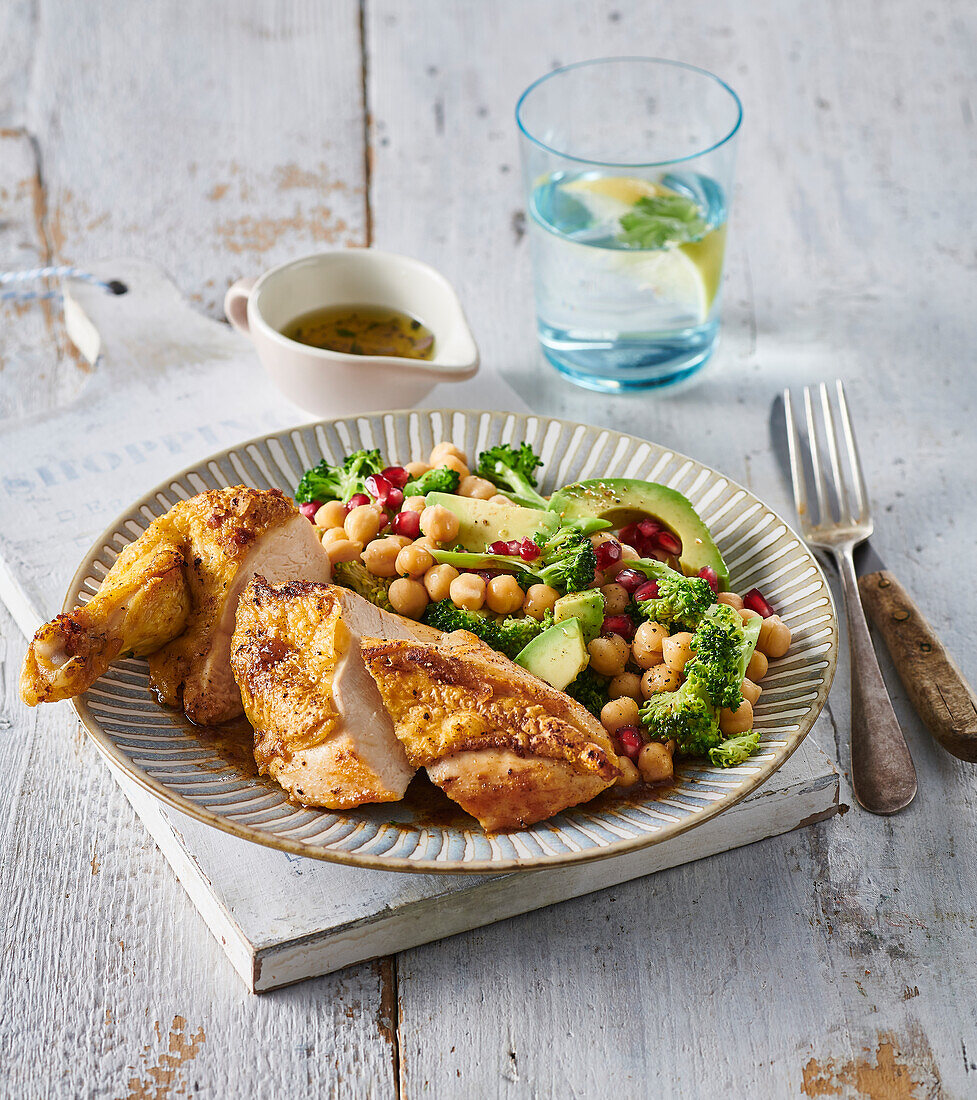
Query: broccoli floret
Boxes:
[
  {"xmin": 331, "ymin": 560, "xmax": 393, "ymax": 612},
  {"xmin": 708, "ymin": 731, "xmax": 761, "ymax": 768},
  {"xmin": 684, "ymin": 604, "xmax": 764, "ymax": 711},
  {"xmin": 475, "ymin": 443, "xmax": 548, "ymax": 508},
  {"xmin": 295, "ymin": 448, "xmax": 384, "ymax": 503},
  {"xmin": 632, "ymin": 558, "xmax": 715, "ymax": 632},
  {"xmin": 423, "ymin": 600, "xmax": 553, "ymax": 658},
  {"xmin": 429, "ymin": 526, "xmax": 597, "ymax": 595},
  {"xmin": 564, "ymin": 667, "xmax": 611, "ymax": 718},
  {"xmin": 402, "ymin": 466, "xmax": 461, "ymax": 497},
  {"xmin": 639, "ymin": 675, "xmax": 721, "ymax": 758}
]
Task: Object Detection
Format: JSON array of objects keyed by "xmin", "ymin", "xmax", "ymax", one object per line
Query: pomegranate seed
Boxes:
[
  {"xmin": 655, "ymin": 530, "xmax": 683, "ymax": 556},
  {"xmin": 602, "ymin": 615, "xmax": 635, "ymax": 641},
  {"xmin": 488, "ymin": 540, "xmax": 511, "ymax": 555},
  {"xmin": 619, "ymin": 523, "xmax": 641, "ymax": 548},
  {"xmin": 743, "ymin": 588, "xmax": 775, "ymax": 618},
  {"xmin": 506, "ymin": 540, "xmax": 521, "ymax": 555},
  {"xmin": 698, "ymin": 565, "xmax": 719, "ymax": 594},
  {"xmin": 633, "ymin": 580, "xmax": 660, "ymax": 602},
  {"xmin": 376, "ymin": 511, "xmax": 390, "ymax": 533},
  {"xmin": 381, "ymin": 465, "xmax": 409, "ymax": 489},
  {"xmin": 637, "ymin": 518, "xmax": 663, "ymax": 539},
  {"xmin": 365, "ymin": 473, "xmax": 392, "ymax": 504},
  {"xmin": 299, "ymin": 501, "xmax": 320, "ymax": 522},
  {"xmin": 616, "ymin": 727, "xmax": 643, "ymax": 761},
  {"xmin": 594, "ymin": 540, "xmax": 622, "ymax": 570},
  {"xmin": 386, "ymin": 487, "xmax": 404, "ymax": 510},
  {"xmin": 615, "ymin": 568, "xmax": 645, "ymax": 594},
  {"xmin": 392, "ymin": 509, "xmax": 421, "ymax": 538},
  {"xmin": 519, "ymin": 538, "xmax": 541, "ymax": 562},
  {"xmin": 347, "ymin": 492, "xmax": 370, "ymax": 510}
]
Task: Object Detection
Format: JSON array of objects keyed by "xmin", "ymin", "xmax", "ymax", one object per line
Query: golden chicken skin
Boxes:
[{"xmin": 21, "ymin": 487, "xmax": 331, "ymax": 724}]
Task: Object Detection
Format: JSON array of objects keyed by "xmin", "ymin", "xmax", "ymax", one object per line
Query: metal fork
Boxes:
[{"xmin": 783, "ymin": 380, "xmax": 917, "ymax": 814}]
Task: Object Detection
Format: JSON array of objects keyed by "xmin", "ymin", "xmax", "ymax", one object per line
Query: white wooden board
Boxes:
[{"xmin": 1, "ymin": 260, "xmax": 838, "ymax": 993}]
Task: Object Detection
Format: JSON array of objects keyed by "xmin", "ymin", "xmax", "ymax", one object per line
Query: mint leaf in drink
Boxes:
[{"xmin": 618, "ymin": 193, "xmax": 708, "ymax": 249}]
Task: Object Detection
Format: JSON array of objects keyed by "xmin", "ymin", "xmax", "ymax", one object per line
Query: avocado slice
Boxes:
[
  {"xmin": 553, "ymin": 589, "xmax": 605, "ymax": 645},
  {"xmin": 514, "ymin": 618, "xmax": 589, "ymax": 691},
  {"xmin": 547, "ymin": 478, "xmax": 729, "ymax": 588},
  {"xmin": 426, "ymin": 492, "xmax": 559, "ymax": 551}
]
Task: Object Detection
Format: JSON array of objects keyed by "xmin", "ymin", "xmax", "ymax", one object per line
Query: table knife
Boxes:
[{"xmin": 856, "ymin": 543, "xmax": 977, "ymax": 762}]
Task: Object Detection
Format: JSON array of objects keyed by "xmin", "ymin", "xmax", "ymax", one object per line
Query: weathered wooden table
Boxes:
[{"xmin": 2, "ymin": 2, "xmax": 975, "ymax": 1096}]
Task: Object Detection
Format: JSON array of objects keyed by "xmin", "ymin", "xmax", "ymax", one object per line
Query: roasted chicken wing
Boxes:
[
  {"xmin": 361, "ymin": 630, "xmax": 620, "ymax": 830},
  {"xmin": 21, "ymin": 487, "xmax": 331, "ymax": 724},
  {"xmin": 230, "ymin": 577, "xmax": 441, "ymax": 809}
]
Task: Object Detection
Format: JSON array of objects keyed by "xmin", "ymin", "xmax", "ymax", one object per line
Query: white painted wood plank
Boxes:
[
  {"xmin": 22, "ymin": 0, "xmax": 368, "ymax": 318},
  {"xmin": 367, "ymin": 1, "xmax": 977, "ymax": 1095}
]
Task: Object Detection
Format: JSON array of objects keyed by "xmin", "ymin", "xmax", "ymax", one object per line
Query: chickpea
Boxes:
[
  {"xmin": 486, "ymin": 574, "xmax": 524, "ymax": 615},
  {"xmin": 388, "ymin": 535, "xmax": 414, "ymax": 550},
  {"xmin": 314, "ymin": 500, "xmax": 347, "ymax": 529},
  {"xmin": 620, "ymin": 544, "xmax": 640, "ymax": 561},
  {"xmin": 458, "ymin": 474, "xmax": 497, "ymax": 500},
  {"xmin": 424, "ymin": 563, "xmax": 459, "ymax": 602},
  {"xmin": 403, "ymin": 495, "xmax": 427, "ymax": 513},
  {"xmin": 741, "ymin": 678, "xmax": 762, "ymax": 706},
  {"xmin": 632, "ymin": 621, "xmax": 668, "ymax": 669},
  {"xmin": 362, "ymin": 537, "xmax": 402, "ymax": 578},
  {"xmin": 325, "ymin": 538, "xmax": 363, "ymax": 565},
  {"xmin": 662, "ymin": 631, "xmax": 695, "ymax": 672},
  {"xmin": 641, "ymin": 664, "xmax": 682, "ymax": 699},
  {"xmin": 600, "ymin": 696, "xmax": 641, "ymax": 733},
  {"xmin": 758, "ymin": 615, "xmax": 792, "ymax": 660},
  {"xmin": 438, "ymin": 454, "xmax": 470, "ymax": 478},
  {"xmin": 638, "ymin": 741, "xmax": 674, "ymax": 784},
  {"xmin": 344, "ymin": 503, "xmax": 382, "ymax": 545},
  {"xmin": 601, "ymin": 582, "xmax": 630, "ymax": 616},
  {"xmin": 616, "ymin": 757, "xmax": 641, "ymax": 788},
  {"xmin": 404, "ymin": 461, "xmax": 431, "ymax": 479},
  {"xmin": 523, "ymin": 584, "xmax": 560, "ymax": 620},
  {"xmin": 429, "ymin": 442, "xmax": 467, "ymax": 466},
  {"xmin": 396, "ymin": 543, "xmax": 435, "ymax": 578},
  {"xmin": 489, "ymin": 494, "xmax": 512, "ymax": 506},
  {"xmin": 414, "ymin": 535, "xmax": 441, "ymax": 554},
  {"xmin": 717, "ymin": 591, "xmax": 744, "ymax": 611},
  {"xmin": 746, "ymin": 649, "xmax": 769, "ymax": 682},
  {"xmin": 609, "ymin": 671, "xmax": 642, "ymax": 701},
  {"xmin": 740, "ymin": 608, "xmax": 762, "ymax": 624},
  {"xmin": 588, "ymin": 634, "xmax": 630, "ymax": 677},
  {"xmin": 419, "ymin": 504, "xmax": 460, "ymax": 544},
  {"xmin": 388, "ymin": 577, "xmax": 429, "ymax": 620},
  {"xmin": 719, "ymin": 698, "xmax": 754, "ymax": 735},
  {"xmin": 449, "ymin": 572, "xmax": 486, "ymax": 611},
  {"xmin": 321, "ymin": 526, "xmax": 354, "ymax": 548}
]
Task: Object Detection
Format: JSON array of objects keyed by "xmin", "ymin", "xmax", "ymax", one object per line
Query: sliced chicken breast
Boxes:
[
  {"xmin": 360, "ymin": 631, "xmax": 620, "ymax": 830},
  {"xmin": 231, "ymin": 578, "xmax": 437, "ymax": 808}
]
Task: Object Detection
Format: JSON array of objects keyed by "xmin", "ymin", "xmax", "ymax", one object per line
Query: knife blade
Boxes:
[{"xmin": 854, "ymin": 543, "xmax": 977, "ymax": 762}]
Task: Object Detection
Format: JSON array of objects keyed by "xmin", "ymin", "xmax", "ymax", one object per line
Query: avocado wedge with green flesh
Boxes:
[
  {"xmin": 547, "ymin": 478, "xmax": 729, "ymax": 588},
  {"xmin": 514, "ymin": 618, "xmax": 589, "ymax": 691},
  {"xmin": 426, "ymin": 493, "xmax": 558, "ymax": 551}
]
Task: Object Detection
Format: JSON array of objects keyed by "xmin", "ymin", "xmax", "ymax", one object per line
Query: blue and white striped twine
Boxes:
[{"xmin": 0, "ymin": 265, "xmax": 125, "ymax": 304}]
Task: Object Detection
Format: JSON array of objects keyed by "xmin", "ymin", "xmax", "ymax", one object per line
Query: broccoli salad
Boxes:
[{"xmin": 294, "ymin": 439, "xmax": 793, "ymax": 787}]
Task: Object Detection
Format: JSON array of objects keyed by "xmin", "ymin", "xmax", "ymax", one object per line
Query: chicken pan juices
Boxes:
[{"xmin": 20, "ymin": 438, "xmax": 793, "ymax": 832}]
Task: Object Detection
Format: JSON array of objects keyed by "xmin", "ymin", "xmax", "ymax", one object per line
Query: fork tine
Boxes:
[
  {"xmin": 819, "ymin": 381, "xmax": 852, "ymax": 523},
  {"xmin": 803, "ymin": 385, "xmax": 832, "ymax": 524},
  {"xmin": 835, "ymin": 380, "xmax": 870, "ymax": 522},
  {"xmin": 783, "ymin": 389, "xmax": 810, "ymax": 523}
]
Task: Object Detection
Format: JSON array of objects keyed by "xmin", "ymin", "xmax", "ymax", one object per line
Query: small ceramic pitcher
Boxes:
[{"xmin": 224, "ymin": 250, "xmax": 479, "ymax": 417}]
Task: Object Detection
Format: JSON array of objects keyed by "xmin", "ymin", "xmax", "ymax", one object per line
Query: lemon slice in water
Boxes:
[{"xmin": 561, "ymin": 175, "xmax": 725, "ymax": 323}]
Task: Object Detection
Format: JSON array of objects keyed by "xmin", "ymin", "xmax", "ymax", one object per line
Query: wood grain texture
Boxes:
[
  {"xmin": 2, "ymin": 0, "xmax": 976, "ymax": 1095},
  {"xmin": 859, "ymin": 570, "xmax": 977, "ymax": 762}
]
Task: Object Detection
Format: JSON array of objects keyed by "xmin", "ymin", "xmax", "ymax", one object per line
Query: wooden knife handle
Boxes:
[{"xmin": 858, "ymin": 570, "xmax": 977, "ymax": 762}]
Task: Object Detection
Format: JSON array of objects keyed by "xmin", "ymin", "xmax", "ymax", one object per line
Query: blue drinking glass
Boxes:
[{"xmin": 516, "ymin": 57, "xmax": 742, "ymax": 392}]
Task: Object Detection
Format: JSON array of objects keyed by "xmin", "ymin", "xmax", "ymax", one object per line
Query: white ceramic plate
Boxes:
[{"xmin": 69, "ymin": 410, "xmax": 838, "ymax": 872}]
